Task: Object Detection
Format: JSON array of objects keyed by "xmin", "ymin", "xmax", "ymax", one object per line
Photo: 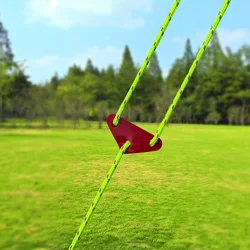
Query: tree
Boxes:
[
  {"xmin": 210, "ymin": 32, "xmax": 225, "ymax": 69},
  {"xmin": 221, "ymin": 47, "xmax": 250, "ymax": 125},
  {"xmin": 95, "ymin": 101, "xmax": 108, "ymax": 129},
  {"xmin": 9, "ymin": 68, "xmax": 31, "ymax": 97},
  {"xmin": 0, "ymin": 19, "xmax": 31, "ymax": 122},
  {"xmin": 227, "ymin": 106, "xmax": 241, "ymax": 125},
  {"xmin": 49, "ymin": 72, "xmax": 61, "ymax": 90},
  {"xmin": 118, "ymin": 45, "xmax": 136, "ymax": 120},
  {"xmin": 165, "ymin": 58, "xmax": 185, "ymax": 122},
  {"xmin": 195, "ymin": 32, "xmax": 227, "ymax": 123},
  {"xmin": 85, "ymin": 59, "xmax": 94, "ymax": 73},
  {"xmin": 205, "ymin": 97, "xmax": 221, "ymax": 124},
  {"xmin": 183, "ymin": 39, "xmax": 194, "ymax": 71},
  {"xmin": 0, "ymin": 20, "xmax": 14, "ymax": 121},
  {"xmin": 147, "ymin": 52, "xmax": 163, "ymax": 82},
  {"xmin": 104, "ymin": 65, "xmax": 119, "ymax": 110},
  {"xmin": 26, "ymin": 85, "xmax": 52, "ymax": 128},
  {"xmin": 46, "ymin": 73, "xmax": 64, "ymax": 126},
  {"xmin": 0, "ymin": 60, "xmax": 8, "ymax": 122},
  {"xmin": 85, "ymin": 59, "xmax": 99, "ymax": 76},
  {"xmin": 0, "ymin": 20, "xmax": 14, "ymax": 63},
  {"xmin": 240, "ymin": 45, "xmax": 250, "ymax": 124},
  {"xmin": 182, "ymin": 39, "xmax": 196, "ymax": 94},
  {"xmin": 82, "ymin": 73, "xmax": 108, "ymax": 127},
  {"xmin": 59, "ymin": 68, "xmax": 83, "ymax": 127}
]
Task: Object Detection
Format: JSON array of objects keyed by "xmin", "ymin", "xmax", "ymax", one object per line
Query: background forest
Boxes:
[{"xmin": 1, "ymin": 19, "xmax": 250, "ymax": 128}]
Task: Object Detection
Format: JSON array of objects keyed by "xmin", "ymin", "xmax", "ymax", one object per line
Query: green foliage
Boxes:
[
  {"xmin": 85, "ymin": 59, "xmax": 99, "ymax": 76},
  {"xmin": 161, "ymin": 33, "xmax": 250, "ymax": 125},
  {"xmin": 0, "ymin": 20, "xmax": 14, "ymax": 63},
  {"xmin": 0, "ymin": 20, "xmax": 31, "ymax": 122},
  {"xmin": 104, "ymin": 65, "xmax": 119, "ymax": 109},
  {"xmin": 118, "ymin": 45, "xmax": 136, "ymax": 104},
  {"xmin": 50, "ymin": 72, "xmax": 61, "ymax": 90},
  {"xmin": 1, "ymin": 16, "xmax": 250, "ymax": 126},
  {"xmin": 147, "ymin": 52, "xmax": 163, "ymax": 82}
]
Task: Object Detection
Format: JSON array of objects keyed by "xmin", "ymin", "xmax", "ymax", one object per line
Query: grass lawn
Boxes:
[{"xmin": 0, "ymin": 124, "xmax": 250, "ymax": 249}]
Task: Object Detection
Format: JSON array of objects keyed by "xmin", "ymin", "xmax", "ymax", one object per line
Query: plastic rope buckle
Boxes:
[{"xmin": 106, "ymin": 114, "xmax": 162, "ymax": 154}]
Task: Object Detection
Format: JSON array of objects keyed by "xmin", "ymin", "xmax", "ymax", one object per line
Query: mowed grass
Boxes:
[{"xmin": 0, "ymin": 124, "xmax": 250, "ymax": 250}]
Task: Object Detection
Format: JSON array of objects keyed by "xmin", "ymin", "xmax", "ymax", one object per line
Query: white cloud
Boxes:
[
  {"xmin": 173, "ymin": 36, "xmax": 185, "ymax": 45},
  {"xmin": 162, "ymin": 67, "xmax": 170, "ymax": 77},
  {"xmin": 174, "ymin": 28, "xmax": 249, "ymax": 51},
  {"xmin": 217, "ymin": 28, "xmax": 249, "ymax": 46},
  {"xmin": 33, "ymin": 55, "xmax": 59, "ymax": 66},
  {"xmin": 24, "ymin": 0, "xmax": 154, "ymax": 29},
  {"xmin": 25, "ymin": 45, "xmax": 123, "ymax": 83},
  {"xmin": 196, "ymin": 28, "xmax": 249, "ymax": 47},
  {"xmin": 70, "ymin": 46, "xmax": 123, "ymax": 67}
]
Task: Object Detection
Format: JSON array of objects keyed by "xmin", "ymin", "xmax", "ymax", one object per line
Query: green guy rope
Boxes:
[
  {"xmin": 68, "ymin": 141, "xmax": 131, "ymax": 249},
  {"xmin": 113, "ymin": 0, "xmax": 181, "ymax": 126},
  {"xmin": 68, "ymin": 141, "xmax": 131, "ymax": 250},
  {"xmin": 150, "ymin": 0, "xmax": 231, "ymax": 146}
]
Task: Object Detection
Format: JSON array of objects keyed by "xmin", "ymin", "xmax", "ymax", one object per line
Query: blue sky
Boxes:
[{"xmin": 0, "ymin": 0, "xmax": 249, "ymax": 83}]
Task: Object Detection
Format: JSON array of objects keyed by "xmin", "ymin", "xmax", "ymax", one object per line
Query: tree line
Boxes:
[{"xmin": 0, "ymin": 19, "xmax": 250, "ymax": 128}]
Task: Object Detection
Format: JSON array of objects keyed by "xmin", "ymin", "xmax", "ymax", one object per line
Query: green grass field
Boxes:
[{"xmin": 1, "ymin": 124, "xmax": 250, "ymax": 250}]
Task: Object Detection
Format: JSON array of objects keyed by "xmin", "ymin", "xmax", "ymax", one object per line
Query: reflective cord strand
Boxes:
[
  {"xmin": 150, "ymin": 0, "xmax": 232, "ymax": 146},
  {"xmin": 113, "ymin": 0, "xmax": 181, "ymax": 126},
  {"xmin": 68, "ymin": 141, "xmax": 131, "ymax": 250}
]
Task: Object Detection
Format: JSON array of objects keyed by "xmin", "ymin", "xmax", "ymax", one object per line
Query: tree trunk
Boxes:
[
  {"xmin": 240, "ymin": 99, "xmax": 246, "ymax": 125},
  {"xmin": 128, "ymin": 104, "xmax": 131, "ymax": 121},
  {"xmin": 0, "ymin": 93, "xmax": 3, "ymax": 122},
  {"xmin": 98, "ymin": 120, "xmax": 102, "ymax": 129},
  {"xmin": 98, "ymin": 109, "xmax": 102, "ymax": 129},
  {"xmin": 84, "ymin": 114, "xmax": 91, "ymax": 128},
  {"xmin": 42, "ymin": 115, "xmax": 48, "ymax": 128}
]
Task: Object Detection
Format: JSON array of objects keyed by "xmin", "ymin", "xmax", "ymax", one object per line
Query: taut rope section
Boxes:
[
  {"xmin": 68, "ymin": 141, "xmax": 131, "ymax": 250},
  {"xmin": 150, "ymin": 0, "xmax": 231, "ymax": 146},
  {"xmin": 112, "ymin": 0, "xmax": 181, "ymax": 126}
]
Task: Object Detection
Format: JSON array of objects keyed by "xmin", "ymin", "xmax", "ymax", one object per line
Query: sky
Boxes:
[{"xmin": 0, "ymin": 0, "xmax": 249, "ymax": 83}]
